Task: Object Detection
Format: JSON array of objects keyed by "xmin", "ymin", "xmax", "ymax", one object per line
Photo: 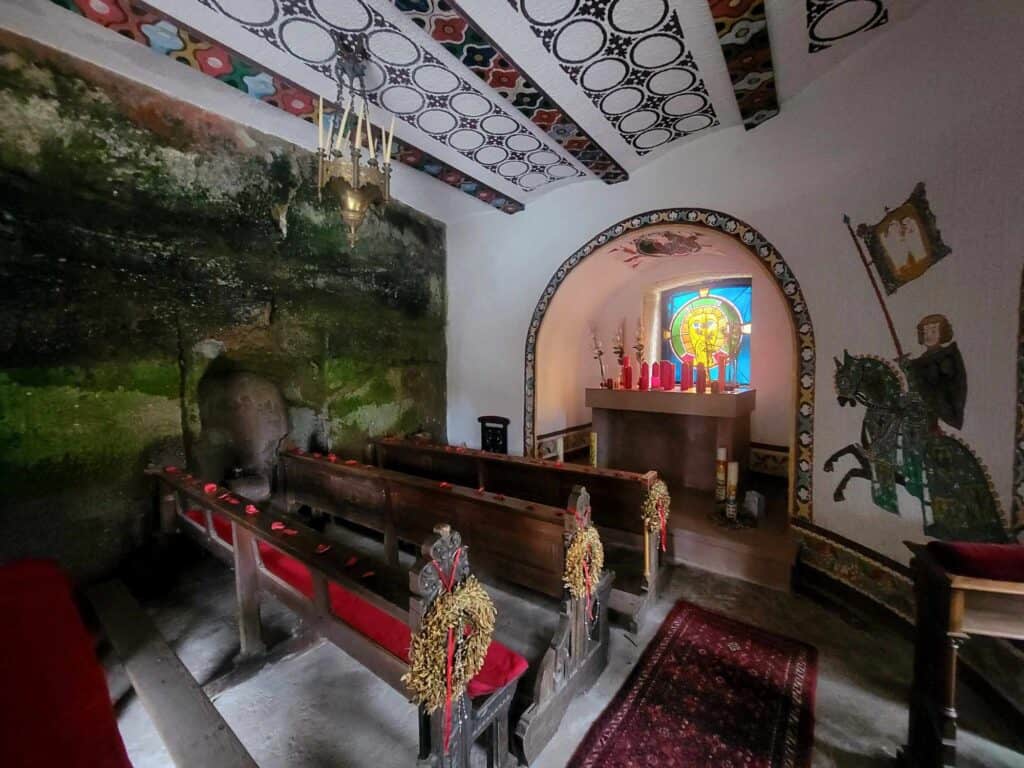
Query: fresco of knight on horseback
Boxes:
[{"xmin": 824, "ymin": 350, "xmax": 1008, "ymax": 542}]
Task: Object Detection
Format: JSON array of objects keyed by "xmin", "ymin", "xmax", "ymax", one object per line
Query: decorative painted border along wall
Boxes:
[
  {"xmin": 793, "ymin": 520, "xmax": 913, "ymax": 620},
  {"xmin": 523, "ymin": 207, "xmax": 816, "ymax": 521},
  {"xmin": 53, "ymin": 0, "xmax": 526, "ymax": 213}
]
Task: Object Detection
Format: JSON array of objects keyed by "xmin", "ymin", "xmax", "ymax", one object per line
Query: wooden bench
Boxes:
[
  {"xmin": 148, "ymin": 466, "xmax": 527, "ymax": 768},
  {"xmin": 277, "ymin": 451, "xmax": 614, "ymax": 764},
  {"xmin": 87, "ymin": 580, "xmax": 258, "ymax": 768},
  {"xmin": 372, "ymin": 437, "xmax": 664, "ymax": 632}
]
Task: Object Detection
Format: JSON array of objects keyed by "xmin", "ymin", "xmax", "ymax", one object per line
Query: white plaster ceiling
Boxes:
[{"xmin": 32, "ymin": 0, "xmax": 933, "ymax": 212}]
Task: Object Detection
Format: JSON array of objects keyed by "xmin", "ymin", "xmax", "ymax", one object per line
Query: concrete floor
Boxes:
[{"xmin": 112, "ymin": 543, "xmax": 1024, "ymax": 768}]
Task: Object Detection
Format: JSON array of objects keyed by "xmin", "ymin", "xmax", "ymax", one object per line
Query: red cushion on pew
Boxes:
[
  {"xmin": 0, "ymin": 560, "xmax": 133, "ymax": 768},
  {"xmin": 927, "ymin": 541, "xmax": 1024, "ymax": 582},
  {"xmin": 183, "ymin": 509, "xmax": 528, "ymax": 697}
]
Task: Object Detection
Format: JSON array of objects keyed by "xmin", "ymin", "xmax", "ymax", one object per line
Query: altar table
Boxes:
[{"xmin": 585, "ymin": 387, "xmax": 756, "ymax": 503}]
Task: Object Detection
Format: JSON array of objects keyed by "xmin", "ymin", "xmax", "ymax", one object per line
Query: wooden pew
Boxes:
[
  {"xmin": 147, "ymin": 466, "xmax": 524, "ymax": 768},
  {"xmin": 372, "ymin": 437, "xmax": 663, "ymax": 632},
  {"xmin": 899, "ymin": 542, "xmax": 1024, "ymax": 767},
  {"xmin": 277, "ymin": 451, "xmax": 614, "ymax": 764}
]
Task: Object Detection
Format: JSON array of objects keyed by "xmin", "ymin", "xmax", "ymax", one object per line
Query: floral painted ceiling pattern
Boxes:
[
  {"xmin": 389, "ymin": 0, "xmax": 628, "ymax": 184},
  {"xmin": 506, "ymin": 0, "xmax": 720, "ymax": 155},
  {"xmin": 53, "ymin": 0, "xmax": 525, "ymax": 212},
  {"xmin": 193, "ymin": 0, "xmax": 586, "ymax": 194},
  {"xmin": 708, "ymin": 0, "xmax": 778, "ymax": 128}
]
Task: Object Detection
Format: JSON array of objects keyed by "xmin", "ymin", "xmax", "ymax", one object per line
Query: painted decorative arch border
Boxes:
[{"xmin": 523, "ymin": 207, "xmax": 816, "ymax": 521}]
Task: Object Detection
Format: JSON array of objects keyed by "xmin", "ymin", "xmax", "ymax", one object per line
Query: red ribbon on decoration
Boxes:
[
  {"xmin": 430, "ymin": 547, "xmax": 463, "ymax": 756},
  {"xmin": 657, "ymin": 501, "xmax": 667, "ymax": 552}
]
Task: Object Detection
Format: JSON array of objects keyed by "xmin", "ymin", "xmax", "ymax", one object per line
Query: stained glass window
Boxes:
[{"xmin": 661, "ymin": 278, "xmax": 752, "ymax": 385}]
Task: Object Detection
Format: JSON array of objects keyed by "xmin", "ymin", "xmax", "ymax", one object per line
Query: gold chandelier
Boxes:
[{"xmin": 316, "ymin": 33, "xmax": 395, "ymax": 244}]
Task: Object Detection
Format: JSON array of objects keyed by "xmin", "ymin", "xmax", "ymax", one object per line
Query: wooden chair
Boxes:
[{"xmin": 899, "ymin": 542, "xmax": 1024, "ymax": 767}]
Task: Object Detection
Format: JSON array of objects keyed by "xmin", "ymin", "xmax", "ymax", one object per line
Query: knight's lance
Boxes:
[{"xmin": 843, "ymin": 215, "xmax": 904, "ymax": 359}]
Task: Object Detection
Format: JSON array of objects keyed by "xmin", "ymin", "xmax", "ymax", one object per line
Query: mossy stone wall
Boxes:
[{"xmin": 0, "ymin": 33, "xmax": 446, "ymax": 581}]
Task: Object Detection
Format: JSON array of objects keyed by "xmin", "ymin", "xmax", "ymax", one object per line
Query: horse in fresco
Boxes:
[{"xmin": 824, "ymin": 351, "xmax": 1008, "ymax": 542}]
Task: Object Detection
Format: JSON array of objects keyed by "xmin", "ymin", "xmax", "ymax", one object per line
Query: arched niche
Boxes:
[{"xmin": 525, "ymin": 209, "xmax": 816, "ymax": 521}]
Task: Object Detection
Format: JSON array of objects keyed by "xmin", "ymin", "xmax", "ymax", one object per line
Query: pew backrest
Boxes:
[
  {"xmin": 279, "ymin": 452, "xmax": 570, "ymax": 598},
  {"xmin": 373, "ymin": 437, "xmax": 658, "ymax": 537}
]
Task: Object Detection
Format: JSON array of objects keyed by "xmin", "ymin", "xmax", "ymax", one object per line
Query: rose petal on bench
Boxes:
[
  {"xmin": 164, "ymin": 466, "xmax": 179, "ymax": 474},
  {"xmin": 439, "ymin": 482, "xmax": 451, "ymax": 489},
  {"xmin": 327, "ymin": 453, "xmax": 338, "ymax": 462},
  {"xmin": 203, "ymin": 483, "xmax": 218, "ymax": 495},
  {"xmin": 361, "ymin": 570, "xmax": 375, "ymax": 578},
  {"xmin": 315, "ymin": 543, "xmax": 332, "ymax": 554},
  {"xmin": 271, "ymin": 521, "xmax": 285, "ymax": 531},
  {"xmin": 344, "ymin": 459, "xmax": 359, "ymax": 466},
  {"xmin": 244, "ymin": 504, "xmax": 259, "ymax": 516},
  {"xmin": 283, "ymin": 528, "xmax": 298, "ymax": 536},
  {"xmin": 345, "ymin": 556, "xmax": 358, "ymax": 568},
  {"xmin": 476, "ymin": 486, "xmax": 486, "ymax": 495}
]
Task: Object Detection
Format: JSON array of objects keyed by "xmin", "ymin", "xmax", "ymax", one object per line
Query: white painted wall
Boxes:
[{"xmin": 448, "ymin": 0, "xmax": 1024, "ymax": 562}]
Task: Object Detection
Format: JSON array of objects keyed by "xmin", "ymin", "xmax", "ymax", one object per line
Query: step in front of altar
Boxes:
[{"xmin": 666, "ymin": 491, "xmax": 800, "ymax": 591}]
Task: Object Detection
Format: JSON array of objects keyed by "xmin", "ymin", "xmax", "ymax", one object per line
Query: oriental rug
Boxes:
[{"xmin": 568, "ymin": 600, "xmax": 817, "ymax": 768}]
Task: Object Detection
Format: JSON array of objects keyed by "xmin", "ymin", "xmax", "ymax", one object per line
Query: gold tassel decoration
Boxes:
[{"xmin": 564, "ymin": 525, "xmax": 604, "ymax": 600}]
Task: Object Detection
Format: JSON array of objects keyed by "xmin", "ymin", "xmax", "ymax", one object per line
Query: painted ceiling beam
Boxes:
[
  {"xmin": 504, "ymin": 0, "xmax": 720, "ymax": 156},
  {"xmin": 706, "ymin": 0, "xmax": 779, "ymax": 129},
  {"xmin": 387, "ymin": 0, "xmax": 628, "ymax": 184},
  {"xmin": 50, "ymin": 0, "xmax": 525, "ymax": 213}
]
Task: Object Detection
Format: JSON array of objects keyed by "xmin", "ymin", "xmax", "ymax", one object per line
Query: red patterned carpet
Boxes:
[{"xmin": 569, "ymin": 600, "xmax": 817, "ymax": 768}]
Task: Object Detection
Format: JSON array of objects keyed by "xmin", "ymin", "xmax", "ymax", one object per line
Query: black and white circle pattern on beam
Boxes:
[
  {"xmin": 194, "ymin": 0, "xmax": 585, "ymax": 191},
  {"xmin": 210, "ymin": 0, "xmax": 277, "ymax": 26},
  {"xmin": 807, "ymin": 0, "xmax": 888, "ymax": 53},
  {"xmin": 511, "ymin": 0, "xmax": 719, "ymax": 154}
]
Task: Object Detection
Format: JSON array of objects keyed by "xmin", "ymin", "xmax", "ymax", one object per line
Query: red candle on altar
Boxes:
[
  {"xmin": 714, "ymin": 351, "xmax": 729, "ymax": 388},
  {"xmin": 681, "ymin": 354, "xmax": 695, "ymax": 391},
  {"xmin": 639, "ymin": 361, "xmax": 650, "ymax": 391},
  {"xmin": 661, "ymin": 360, "xmax": 673, "ymax": 390},
  {"xmin": 696, "ymin": 363, "xmax": 707, "ymax": 394},
  {"xmin": 650, "ymin": 362, "xmax": 661, "ymax": 390},
  {"xmin": 623, "ymin": 357, "xmax": 633, "ymax": 389}
]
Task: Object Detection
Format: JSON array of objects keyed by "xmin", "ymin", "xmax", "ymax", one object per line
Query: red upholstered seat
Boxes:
[
  {"xmin": 184, "ymin": 510, "xmax": 527, "ymax": 697},
  {"xmin": 927, "ymin": 541, "xmax": 1024, "ymax": 582},
  {"xmin": 0, "ymin": 559, "xmax": 133, "ymax": 768}
]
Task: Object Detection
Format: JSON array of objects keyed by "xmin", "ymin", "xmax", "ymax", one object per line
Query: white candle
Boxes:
[
  {"xmin": 354, "ymin": 109, "xmax": 363, "ymax": 155},
  {"xmin": 384, "ymin": 115, "xmax": 395, "ymax": 165},
  {"xmin": 717, "ymin": 447, "xmax": 727, "ymax": 462},
  {"xmin": 333, "ymin": 103, "xmax": 350, "ymax": 152},
  {"xmin": 725, "ymin": 461, "xmax": 739, "ymax": 520},
  {"xmin": 365, "ymin": 103, "xmax": 376, "ymax": 157},
  {"xmin": 316, "ymin": 96, "xmax": 323, "ymax": 151}
]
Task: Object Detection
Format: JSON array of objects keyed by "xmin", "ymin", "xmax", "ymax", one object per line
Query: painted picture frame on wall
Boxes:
[{"xmin": 856, "ymin": 182, "xmax": 951, "ymax": 295}]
